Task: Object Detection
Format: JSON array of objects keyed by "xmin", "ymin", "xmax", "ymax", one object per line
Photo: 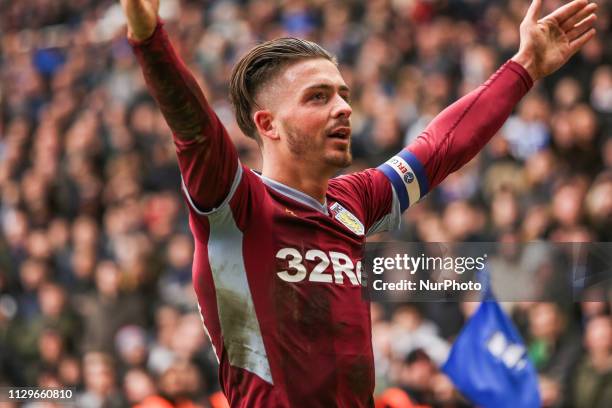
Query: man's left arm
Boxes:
[{"xmin": 378, "ymin": 0, "xmax": 597, "ymax": 212}]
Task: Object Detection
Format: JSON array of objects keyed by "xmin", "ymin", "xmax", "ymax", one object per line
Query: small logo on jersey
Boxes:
[
  {"xmin": 329, "ymin": 202, "xmax": 364, "ymax": 236},
  {"xmin": 404, "ymin": 172, "xmax": 414, "ymax": 183}
]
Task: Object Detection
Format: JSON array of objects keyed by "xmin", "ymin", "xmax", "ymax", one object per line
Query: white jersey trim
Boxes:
[
  {"xmin": 196, "ymin": 303, "xmax": 220, "ymax": 364},
  {"xmin": 181, "ymin": 161, "xmax": 243, "ymax": 216},
  {"xmin": 366, "ymin": 185, "xmax": 401, "ymax": 236},
  {"xmin": 207, "ymin": 204, "xmax": 273, "ymax": 384}
]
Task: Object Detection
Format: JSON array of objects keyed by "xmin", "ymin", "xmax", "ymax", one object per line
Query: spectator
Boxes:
[
  {"xmin": 527, "ymin": 303, "xmax": 581, "ymax": 386},
  {"xmin": 123, "ymin": 368, "xmax": 158, "ymax": 406},
  {"xmin": 79, "ymin": 260, "xmax": 146, "ymax": 352},
  {"xmin": 566, "ymin": 315, "xmax": 612, "ymax": 408},
  {"xmin": 395, "ymin": 349, "xmax": 437, "ymax": 406},
  {"xmin": 76, "ymin": 352, "xmax": 127, "ymax": 408}
]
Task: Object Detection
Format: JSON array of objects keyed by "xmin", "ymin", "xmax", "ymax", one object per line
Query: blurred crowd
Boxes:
[{"xmin": 1, "ymin": 0, "xmax": 611, "ymax": 407}]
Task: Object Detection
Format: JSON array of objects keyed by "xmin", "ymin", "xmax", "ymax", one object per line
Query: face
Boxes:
[{"xmin": 258, "ymin": 58, "xmax": 353, "ymax": 170}]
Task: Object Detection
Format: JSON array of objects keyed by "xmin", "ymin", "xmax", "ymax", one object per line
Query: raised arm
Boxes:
[
  {"xmin": 378, "ymin": 0, "xmax": 597, "ymax": 212},
  {"xmin": 121, "ymin": 0, "xmax": 239, "ymax": 211}
]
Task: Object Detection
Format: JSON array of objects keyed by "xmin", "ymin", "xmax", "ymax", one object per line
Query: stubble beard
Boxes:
[{"xmin": 285, "ymin": 127, "xmax": 352, "ymax": 170}]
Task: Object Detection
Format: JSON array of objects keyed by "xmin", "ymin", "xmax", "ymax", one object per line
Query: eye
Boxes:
[{"xmin": 310, "ymin": 92, "xmax": 328, "ymax": 103}]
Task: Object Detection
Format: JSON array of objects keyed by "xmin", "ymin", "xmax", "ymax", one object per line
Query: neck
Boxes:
[{"xmin": 261, "ymin": 156, "xmax": 334, "ymax": 204}]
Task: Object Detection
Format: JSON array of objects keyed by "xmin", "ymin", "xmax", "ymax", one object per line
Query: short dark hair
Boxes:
[{"xmin": 229, "ymin": 38, "xmax": 336, "ymax": 140}]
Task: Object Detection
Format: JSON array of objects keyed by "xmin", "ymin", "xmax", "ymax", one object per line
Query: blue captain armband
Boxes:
[{"xmin": 377, "ymin": 150, "xmax": 429, "ymax": 212}]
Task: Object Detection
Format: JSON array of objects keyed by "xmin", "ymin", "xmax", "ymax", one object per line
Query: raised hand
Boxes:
[
  {"xmin": 120, "ymin": 0, "xmax": 160, "ymax": 41},
  {"xmin": 512, "ymin": 0, "xmax": 598, "ymax": 81}
]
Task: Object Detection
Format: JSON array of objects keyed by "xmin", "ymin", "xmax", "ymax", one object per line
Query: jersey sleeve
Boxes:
[
  {"xmin": 377, "ymin": 60, "xmax": 533, "ymax": 212},
  {"xmin": 130, "ymin": 20, "xmax": 240, "ymax": 214},
  {"xmin": 330, "ymin": 169, "xmax": 401, "ymax": 236}
]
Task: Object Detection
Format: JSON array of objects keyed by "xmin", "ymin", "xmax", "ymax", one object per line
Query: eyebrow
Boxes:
[{"xmin": 303, "ymin": 83, "xmax": 351, "ymax": 94}]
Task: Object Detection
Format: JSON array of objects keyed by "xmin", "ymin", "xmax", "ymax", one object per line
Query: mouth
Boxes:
[{"xmin": 327, "ymin": 126, "xmax": 351, "ymax": 141}]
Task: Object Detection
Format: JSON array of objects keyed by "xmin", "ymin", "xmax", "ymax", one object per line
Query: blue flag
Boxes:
[{"xmin": 442, "ymin": 272, "xmax": 540, "ymax": 408}]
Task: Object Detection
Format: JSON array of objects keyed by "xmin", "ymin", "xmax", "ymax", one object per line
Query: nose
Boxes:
[{"xmin": 332, "ymin": 94, "xmax": 352, "ymax": 119}]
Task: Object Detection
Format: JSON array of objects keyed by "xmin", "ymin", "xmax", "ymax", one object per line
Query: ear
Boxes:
[{"xmin": 253, "ymin": 110, "xmax": 279, "ymax": 141}]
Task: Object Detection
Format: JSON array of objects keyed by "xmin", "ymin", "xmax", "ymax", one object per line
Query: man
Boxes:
[
  {"xmin": 120, "ymin": 0, "xmax": 597, "ymax": 405},
  {"xmin": 566, "ymin": 315, "xmax": 612, "ymax": 408}
]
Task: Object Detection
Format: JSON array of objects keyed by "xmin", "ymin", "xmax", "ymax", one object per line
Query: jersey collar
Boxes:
[{"xmin": 256, "ymin": 172, "xmax": 329, "ymax": 215}]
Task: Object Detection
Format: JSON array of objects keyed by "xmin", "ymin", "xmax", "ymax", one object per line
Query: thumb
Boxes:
[{"xmin": 525, "ymin": 0, "xmax": 543, "ymax": 23}]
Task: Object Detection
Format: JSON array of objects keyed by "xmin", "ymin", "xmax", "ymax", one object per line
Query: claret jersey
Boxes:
[
  {"xmin": 184, "ymin": 158, "xmax": 425, "ymax": 407},
  {"xmin": 131, "ymin": 21, "xmax": 532, "ymax": 407}
]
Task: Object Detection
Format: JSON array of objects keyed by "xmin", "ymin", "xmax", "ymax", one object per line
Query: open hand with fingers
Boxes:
[{"xmin": 512, "ymin": 0, "xmax": 598, "ymax": 81}]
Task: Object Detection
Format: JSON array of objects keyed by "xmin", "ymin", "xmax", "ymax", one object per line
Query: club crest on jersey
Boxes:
[{"xmin": 329, "ymin": 202, "xmax": 364, "ymax": 236}]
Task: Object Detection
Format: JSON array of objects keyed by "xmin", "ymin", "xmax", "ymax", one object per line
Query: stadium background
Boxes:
[{"xmin": 1, "ymin": 0, "xmax": 611, "ymax": 406}]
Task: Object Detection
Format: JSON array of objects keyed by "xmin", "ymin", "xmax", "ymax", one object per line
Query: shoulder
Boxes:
[
  {"xmin": 329, "ymin": 168, "xmax": 389, "ymax": 193},
  {"xmin": 329, "ymin": 168, "xmax": 395, "ymax": 220}
]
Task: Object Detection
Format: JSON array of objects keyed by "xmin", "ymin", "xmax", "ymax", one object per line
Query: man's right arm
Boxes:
[{"xmin": 122, "ymin": 0, "xmax": 239, "ymax": 211}]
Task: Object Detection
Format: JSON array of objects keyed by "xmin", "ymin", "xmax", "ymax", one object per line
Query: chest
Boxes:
[{"xmin": 266, "ymin": 196, "xmax": 366, "ymax": 288}]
